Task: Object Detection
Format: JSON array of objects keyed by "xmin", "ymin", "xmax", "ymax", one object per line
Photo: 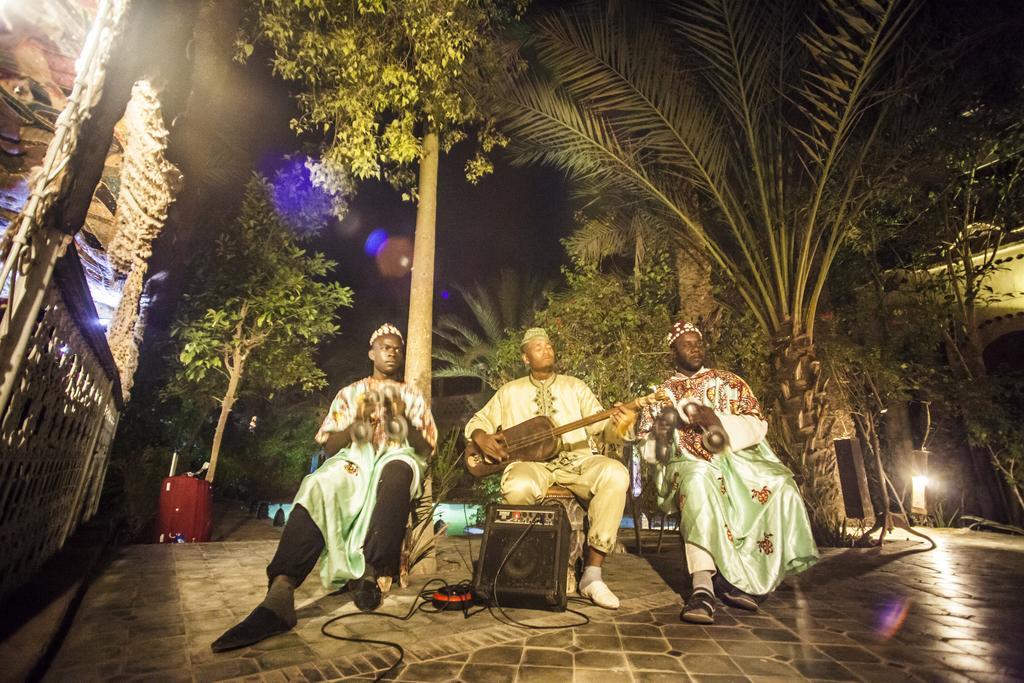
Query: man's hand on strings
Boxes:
[{"xmin": 471, "ymin": 430, "xmax": 509, "ymax": 464}]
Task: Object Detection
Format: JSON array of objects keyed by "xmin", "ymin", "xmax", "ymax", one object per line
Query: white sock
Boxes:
[
  {"xmin": 691, "ymin": 570, "xmax": 714, "ymax": 595},
  {"xmin": 579, "ymin": 565, "xmax": 602, "ymax": 590}
]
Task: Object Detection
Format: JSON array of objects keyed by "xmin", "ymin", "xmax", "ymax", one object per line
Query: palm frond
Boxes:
[
  {"xmin": 788, "ymin": 0, "xmax": 920, "ymax": 331},
  {"xmin": 564, "ymin": 214, "xmax": 629, "ymax": 264},
  {"xmin": 528, "ymin": 4, "xmax": 734, "ymax": 203}
]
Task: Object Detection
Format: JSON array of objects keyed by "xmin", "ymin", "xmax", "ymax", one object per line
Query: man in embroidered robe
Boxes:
[
  {"xmin": 212, "ymin": 324, "xmax": 437, "ymax": 652},
  {"xmin": 636, "ymin": 321, "xmax": 818, "ymax": 624},
  {"xmin": 465, "ymin": 328, "xmax": 635, "ymax": 609}
]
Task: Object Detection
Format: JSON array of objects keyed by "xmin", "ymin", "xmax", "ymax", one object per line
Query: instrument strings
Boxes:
[{"xmin": 499, "ymin": 398, "xmax": 647, "ymax": 453}]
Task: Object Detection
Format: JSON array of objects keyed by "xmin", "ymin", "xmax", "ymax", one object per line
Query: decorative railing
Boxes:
[{"xmin": 0, "ymin": 250, "xmax": 121, "ymax": 599}]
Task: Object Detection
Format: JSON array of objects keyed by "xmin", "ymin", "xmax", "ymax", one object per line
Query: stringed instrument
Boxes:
[{"xmin": 464, "ymin": 389, "xmax": 669, "ymax": 478}]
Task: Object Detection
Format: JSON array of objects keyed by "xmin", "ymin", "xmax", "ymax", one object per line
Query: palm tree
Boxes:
[
  {"xmin": 564, "ymin": 198, "xmax": 718, "ymax": 328},
  {"xmin": 432, "ymin": 268, "xmax": 549, "ymax": 389},
  {"xmin": 496, "ymin": 0, "xmax": 919, "ymax": 538}
]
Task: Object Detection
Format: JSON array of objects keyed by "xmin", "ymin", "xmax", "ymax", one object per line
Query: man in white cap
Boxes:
[
  {"xmin": 212, "ymin": 324, "xmax": 437, "ymax": 652},
  {"xmin": 465, "ymin": 327, "xmax": 635, "ymax": 609},
  {"xmin": 636, "ymin": 321, "xmax": 818, "ymax": 624}
]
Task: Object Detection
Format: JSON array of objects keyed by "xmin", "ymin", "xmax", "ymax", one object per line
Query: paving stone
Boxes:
[
  {"xmin": 467, "ymin": 645, "xmax": 522, "ymax": 665},
  {"xmin": 839, "ymin": 662, "xmax": 919, "ymax": 682},
  {"xmin": 681, "ymin": 654, "xmax": 743, "ymax": 675},
  {"xmin": 618, "ymin": 623, "xmax": 665, "ymax": 638},
  {"xmin": 573, "ymin": 668, "xmax": 634, "ymax": 682},
  {"xmin": 667, "ymin": 636, "xmax": 727, "ymax": 654},
  {"xmin": 750, "ymin": 627, "xmax": 801, "ymax": 642},
  {"xmin": 192, "ymin": 657, "xmax": 260, "ymax": 682},
  {"xmin": 254, "ymin": 646, "xmax": 317, "ymax": 671},
  {"xmin": 44, "ymin": 664, "xmax": 112, "ymax": 682},
  {"xmin": 701, "ymin": 627, "xmax": 760, "ymax": 642},
  {"xmin": 515, "ymin": 665, "xmax": 574, "ymax": 682},
  {"xmin": 521, "ymin": 647, "xmax": 572, "ymax": 667},
  {"xmin": 396, "ymin": 659, "xmax": 465, "ymax": 681},
  {"xmin": 789, "ymin": 658, "xmax": 858, "ymax": 681},
  {"xmin": 763, "ymin": 641, "xmax": 829, "ymax": 661},
  {"xmin": 42, "ymin": 531, "xmax": 1024, "ymax": 683},
  {"xmin": 454, "ymin": 663, "xmax": 517, "ymax": 683},
  {"xmin": 621, "ymin": 635, "xmax": 671, "ymax": 653},
  {"xmin": 914, "ymin": 651, "xmax": 995, "ymax": 672},
  {"xmin": 616, "ymin": 611, "xmax": 656, "ymax": 623},
  {"xmin": 627, "ymin": 652, "xmax": 688, "ymax": 672},
  {"xmin": 731, "ymin": 656, "xmax": 800, "ymax": 677},
  {"xmin": 576, "ymin": 633, "xmax": 622, "ymax": 650},
  {"xmin": 817, "ymin": 644, "xmax": 881, "ymax": 663},
  {"xmin": 524, "ymin": 628, "xmax": 573, "ymax": 648},
  {"xmin": 713, "ymin": 639, "xmax": 773, "ymax": 657},
  {"xmin": 573, "ymin": 649, "xmax": 630, "ymax": 669}
]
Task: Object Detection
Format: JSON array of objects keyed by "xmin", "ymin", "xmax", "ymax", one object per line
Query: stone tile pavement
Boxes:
[{"xmin": 44, "ymin": 528, "xmax": 1024, "ymax": 682}]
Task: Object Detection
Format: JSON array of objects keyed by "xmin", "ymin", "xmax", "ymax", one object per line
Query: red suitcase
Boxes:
[{"xmin": 156, "ymin": 475, "xmax": 213, "ymax": 543}]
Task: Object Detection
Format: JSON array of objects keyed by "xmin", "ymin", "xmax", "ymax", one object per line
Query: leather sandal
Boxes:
[{"xmin": 681, "ymin": 588, "xmax": 716, "ymax": 624}]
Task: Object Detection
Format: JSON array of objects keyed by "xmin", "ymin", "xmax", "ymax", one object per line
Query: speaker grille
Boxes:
[{"xmin": 473, "ymin": 504, "xmax": 570, "ymax": 611}]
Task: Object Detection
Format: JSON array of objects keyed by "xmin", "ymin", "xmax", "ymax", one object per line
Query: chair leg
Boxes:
[{"xmin": 631, "ymin": 497, "xmax": 643, "ymax": 555}]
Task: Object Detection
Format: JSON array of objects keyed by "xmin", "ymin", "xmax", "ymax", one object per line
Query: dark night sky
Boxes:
[
  {"xmin": 318, "ymin": 153, "xmax": 570, "ymax": 381},
  {"xmin": 307, "ymin": 151, "xmax": 573, "ymax": 384},
  {"xmin": 240, "ymin": 68, "xmax": 574, "ymax": 385}
]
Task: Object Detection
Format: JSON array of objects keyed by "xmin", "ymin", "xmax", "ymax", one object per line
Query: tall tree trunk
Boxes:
[
  {"xmin": 773, "ymin": 323, "xmax": 843, "ymax": 543},
  {"xmin": 674, "ymin": 246, "xmax": 716, "ymax": 326},
  {"xmin": 405, "ymin": 130, "xmax": 439, "ymax": 401},
  {"xmin": 404, "ymin": 129, "xmax": 439, "ymax": 574},
  {"xmin": 208, "ymin": 350, "xmax": 243, "ymax": 484}
]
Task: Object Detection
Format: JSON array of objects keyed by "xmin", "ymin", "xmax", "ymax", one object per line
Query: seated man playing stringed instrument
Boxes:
[{"xmin": 465, "ymin": 327, "xmax": 636, "ymax": 609}]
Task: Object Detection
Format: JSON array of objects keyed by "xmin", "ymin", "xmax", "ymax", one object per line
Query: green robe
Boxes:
[
  {"xmin": 637, "ymin": 368, "xmax": 818, "ymax": 596},
  {"xmin": 294, "ymin": 377, "xmax": 436, "ymax": 589}
]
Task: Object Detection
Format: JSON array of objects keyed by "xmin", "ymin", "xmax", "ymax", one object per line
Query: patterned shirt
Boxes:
[
  {"xmin": 636, "ymin": 368, "xmax": 765, "ymax": 462},
  {"xmin": 315, "ymin": 377, "xmax": 437, "ymax": 453}
]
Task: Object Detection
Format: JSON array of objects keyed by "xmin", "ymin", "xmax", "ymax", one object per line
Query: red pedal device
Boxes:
[{"xmin": 431, "ymin": 585, "xmax": 475, "ymax": 610}]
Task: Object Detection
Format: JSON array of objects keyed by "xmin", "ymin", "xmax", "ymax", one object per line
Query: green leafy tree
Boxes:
[
  {"xmin": 243, "ymin": 0, "xmax": 528, "ymax": 400},
  {"xmin": 536, "ymin": 253, "xmax": 676, "ymax": 407},
  {"xmin": 496, "ymin": 0, "xmax": 920, "ymax": 538},
  {"xmin": 433, "ymin": 268, "xmax": 548, "ymax": 389},
  {"xmin": 214, "ymin": 394, "xmax": 328, "ymax": 501},
  {"xmin": 170, "ymin": 176, "xmax": 353, "ymax": 483},
  {"xmin": 835, "ymin": 8, "xmax": 1024, "ymax": 523}
]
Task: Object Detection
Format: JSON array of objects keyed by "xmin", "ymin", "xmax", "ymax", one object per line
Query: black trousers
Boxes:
[{"xmin": 266, "ymin": 460, "xmax": 414, "ymax": 586}]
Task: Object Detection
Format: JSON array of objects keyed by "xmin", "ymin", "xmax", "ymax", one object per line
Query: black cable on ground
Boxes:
[
  {"xmin": 320, "ymin": 578, "xmax": 459, "ymax": 681},
  {"xmin": 321, "ymin": 522, "xmax": 591, "ymax": 680}
]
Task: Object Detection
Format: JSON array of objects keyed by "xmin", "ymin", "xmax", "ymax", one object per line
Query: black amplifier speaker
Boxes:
[{"xmin": 473, "ymin": 504, "xmax": 570, "ymax": 611}]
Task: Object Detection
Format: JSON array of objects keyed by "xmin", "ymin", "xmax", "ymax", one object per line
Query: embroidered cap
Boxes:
[
  {"xmin": 369, "ymin": 323, "xmax": 404, "ymax": 348},
  {"xmin": 667, "ymin": 320, "xmax": 702, "ymax": 346},
  {"xmin": 520, "ymin": 327, "xmax": 551, "ymax": 348}
]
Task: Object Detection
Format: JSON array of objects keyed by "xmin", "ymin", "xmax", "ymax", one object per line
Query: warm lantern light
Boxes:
[{"xmin": 911, "ymin": 450, "xmax": 929, "ymax": 515}]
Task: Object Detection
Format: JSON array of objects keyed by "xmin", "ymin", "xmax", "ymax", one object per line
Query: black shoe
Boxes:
[
  {"xmin": 721, "ymin": 587, "xmax": 759, "ymax": 611},
  {"xmin": 711, "ymin": 573, "xmax": 760, "ymax": 611},
  {"xmin": 211, "ymin": 606, "xmax": 293, "ymax": 652},
  {"xmin": 681, "ymin": 589, "xmax": 716, "ymax": 624},
  {"xmin": 350, "ymin": 577, "xmax": 382, "ymax": 611}
]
